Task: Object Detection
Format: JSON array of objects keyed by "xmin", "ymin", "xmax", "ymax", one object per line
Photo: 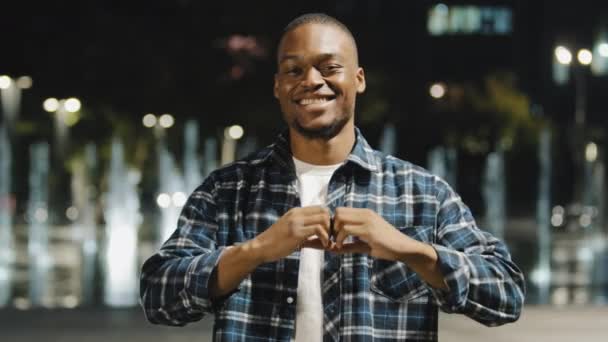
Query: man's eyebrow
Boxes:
[
  {"xmin": 279, "ymin": 54, "xmax": 301, "ymax": 63},
  {"xmin": 317, "ymin": 53, "xmax": 344, "ymax": 63},
  {"xmin": 279, "ymin": 53, "xmax": 343, "ymax": 64}
]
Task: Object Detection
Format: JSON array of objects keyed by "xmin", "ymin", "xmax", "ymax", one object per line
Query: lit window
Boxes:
[{"xmin": 428, "ymin": 5, "xmax": 512, "ymax": 36}]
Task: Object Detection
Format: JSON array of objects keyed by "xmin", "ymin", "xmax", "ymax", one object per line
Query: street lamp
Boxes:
[
  {"xmin": 221, "ymin": 124, "xmax": 244, "ymax": 165},
  {"xmin": 429, "ymin": 82, "xmax": 446, "ymax": 99},
  {"xmin": 577, "ymin": 49, "xmax": 593, "ymax": 65},
  {"xmin": 43, "ymin": 97, "xmax": 82, "ymax": 157},
  {"xmin": 142, "ymin": 113, "xmax": 157, "ymax": 128},
  {"xmin": 141, "ymin": 113, "xmax": 174, "ymax": 138},
  {"xmin": 0, "ymin": 75, "xmax": 32, "ymax": 129},
  {"xmin": 0, "ymin": 76, "xmax": 11, "ymax": 89}
]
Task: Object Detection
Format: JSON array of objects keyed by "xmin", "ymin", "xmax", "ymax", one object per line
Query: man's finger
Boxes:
[
  {"xmin": 300, "ymin": 224, "xmax": 330, "ymax": 247},
  {"xmin": 334, "ymin": 226, "xmax": 348, "ymax": 249},
  {"xmin": 313, "ymin": 224, "xmax": 330, "ymax": 247},
  {"xmin": 334, "ymin": 224, "xmax": 365, "ymax": 248},
  {"xmin": 331, "ymin": 241, "xmax": 370, "ymax": 254},
  {"xmin": 333, "ymin": 207, "xmax": 366, "ymax": 229},
  {"xmin": 301, "ymin": 213, "xmax": 331, "ymax": 229}
]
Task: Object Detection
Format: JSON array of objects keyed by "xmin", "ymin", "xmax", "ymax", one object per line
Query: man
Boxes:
[{"xmin": 140, "ymin": 13, "xmax": 525, "ymax": 341}]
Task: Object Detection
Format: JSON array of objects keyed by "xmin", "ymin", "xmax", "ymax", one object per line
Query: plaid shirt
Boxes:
[{"xmin": 140, "ymin": 128, "xmax": 525, "ymax": 341}]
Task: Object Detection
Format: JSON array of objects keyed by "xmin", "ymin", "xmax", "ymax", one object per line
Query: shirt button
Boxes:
[{"xmin": 286, "ymin": 296, "xmax": 294, "ymax": 304}]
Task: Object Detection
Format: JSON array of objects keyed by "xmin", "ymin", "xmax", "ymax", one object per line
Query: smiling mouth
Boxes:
[{"xmin": 295, "ymin": 96, "xmax": 336, "ymax": 105}]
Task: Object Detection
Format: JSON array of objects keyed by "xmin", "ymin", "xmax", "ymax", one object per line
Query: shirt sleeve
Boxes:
[
  {"xmin": 139, "ymin": 174, "xmax": 230, "ymax": 326},
  {"xmin": 427, "ymin": 176, "xmax": 526, "ymax": 326}
]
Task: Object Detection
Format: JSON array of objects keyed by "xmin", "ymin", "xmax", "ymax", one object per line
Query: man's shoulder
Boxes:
[
  {"xmin": 373, "ymin": 153, "xmax": 455, "ymax": 200},
  {"xmin": 205, "ymin": 145, "xmax": 274, "ymax": 183},
  {"xmin": 376, "ymin": 152, "xmax": 436, "ymax": 180}
]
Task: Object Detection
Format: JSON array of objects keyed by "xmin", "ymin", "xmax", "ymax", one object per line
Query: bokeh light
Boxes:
[
  {"xmin": 555, "ymin": 46, "xmax": 572, "ymax": 65},
  {"xmin": 226, "ymin": 125, "xmax": 244, "ymax": 139},
  {"xmin": 142, "ymin": 113, "xmax": 157, "ymax": 128},
  {"xmin": 43, "ymin": 98, "xmax": 60, "ymax": 112},
  {"xmin": 599, "ymin": 42, "xmax": 608, "ymax": 57},
  {"xmin": 159, "ymin": 114, "xmax": 174, "ymax": 128},
  {"xmin": 171, "ymin": 192, "xmax": 187, "ymax": 207},
  {"xmin": 16, "ymin": 76, "xmax": 33, "ymax": 89},
  {"xmin": 156, "ymin": 193, "xmax": 171, "ymax": 208},
  {"xmin": 585, "ymin": 142, "xmax": 598, "ymax": 162},
  {"xmin": 429, "ymin": 83, "xmax": 446, "ymax": 99},
  {"xmin": 64, "ymin": 98, "xmax": 81, "ymax": 113},
  {"xmin": 0, "ymin": 75, "xmax": 12, "ymax": 89},
  {"xmin": 577, "ymin": 49, "xmax": 593, "ymax": 65}
]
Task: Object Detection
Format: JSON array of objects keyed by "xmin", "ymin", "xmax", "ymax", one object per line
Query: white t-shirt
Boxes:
[{"xmin": 292, "ymin": 157, "xmax": 342, "ymax": 342}]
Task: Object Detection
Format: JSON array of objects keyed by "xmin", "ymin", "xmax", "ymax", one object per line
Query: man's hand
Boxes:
[
  {"xmin": 252, "ymin": 206, "xmax": 332, "ymax": 263},
  {"xmin": 328, "ymin": 207, "xmax": 419, "ymax": 261},
  {"xmin": 324, "ymin": 207, "xmax": 447, "ymax": 289}
]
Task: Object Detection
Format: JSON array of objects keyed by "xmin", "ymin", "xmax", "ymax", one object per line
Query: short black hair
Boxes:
[{"xmin": 278, "ymin": 13, "xmax": 359, "ymax": 65}]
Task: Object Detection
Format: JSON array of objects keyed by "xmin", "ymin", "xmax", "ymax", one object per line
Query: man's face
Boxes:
[{"xmin": 274, "ymin": 23, "xmax": 365, "ymax": 140}]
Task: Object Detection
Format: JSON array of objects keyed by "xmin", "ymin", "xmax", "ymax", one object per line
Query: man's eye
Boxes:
[
  {"xmin": 322, "ymin": 65, "xmax": 342, "ymax": 74},
  {"xmin": 285, "ymin": 68, "xmax": 301, "ymax": 75}
]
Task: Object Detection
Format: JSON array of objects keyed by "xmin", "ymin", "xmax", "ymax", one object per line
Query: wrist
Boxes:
[
  {"xmin": 243, "ymin": 237, "xmax": 267, "ymax": 265},
  {"xmin": 395, "ymin": 237, "xmax": 437, "ymax": 266}
]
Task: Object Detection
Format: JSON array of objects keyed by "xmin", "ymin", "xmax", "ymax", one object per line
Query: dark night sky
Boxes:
[{"xmin": 3, "ymin": 1, "xmax": 607, "ymax": 126}]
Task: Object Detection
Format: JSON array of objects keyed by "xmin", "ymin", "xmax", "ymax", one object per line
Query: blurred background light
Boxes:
[
  {"xmin": 64, "ymin": 98, "xmax": 81, "ymax": 113},
  {"xmin": 64, "ymin": 112, "xmax": 80, "ymax": 127},
  {"xmin": 156, "ymin": 193, "xmax": 171, "ymax": 208},
  {"xmin": 551, "ymin": 213, "xmax": 564, "ymax": 227},
  {"xmin": 599, "ymin": 42, "xmax": 608, "ymax": 57},
  {"xmin": 552, "ymin": 205, "xmax": 565, "ymax": 216},
  {"xmin": 435, "ymin": 3, "xmax": 448, "ymax": 13},
  {"xmin": 159, "ymin": 114, "xmax": 174, "ymax": 128},
  {"xmin": 142, "ymin": 113, "xmax": 157, "ymax": 127},
  {"xmin": 555, "ymin": 46, "xmax": 573, "ymax": 65},
  {"xmin": 65, "ymin": 206, "xmax": 79, "ymax": 221},
  {"xmin": 34, "ymin": 208, "xmax": 48, "ymax": 223},
  {"xmin": 60, "ymin": 295, "xmax": 79, "ymax": 309},
  {"xmin": 43, "ymin": 98, "xmax": 60, "ymax": 112},
  {"xmin": 0, "ymin": 75, "xmax": 12, "ymax": 89},
  {"xmin": 13, "ymin": 297, "xmax": 31, "ymax": 310},
  {"xmin": 577, "ymin": 49, "xmax": 593, "ymax": 65},
  {"xmin": 16, "ymin": 76, "xmax": 33, "ymax": 89},
  {"xmin": 429, "ymin": 83, "xmax": 446, "ymax": 99},
  {"xmin": 585, "ymin": 142, "xmax": 598, "ymax": 162},
  {"xmin": 171, "ymin": 192, "xmax": 187, "ymax": 207},
  {"xmin": 579, "ymin": 214, "xmax": 592, "ymax": 227},
  {"xmin": 226, "ymin": 124, "xmax": 244, "ymax": 140}
]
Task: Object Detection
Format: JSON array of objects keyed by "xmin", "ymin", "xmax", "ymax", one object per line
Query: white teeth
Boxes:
[{"xmin": 299, "ymin": 97, "xmax": 330, "ymax": 105}]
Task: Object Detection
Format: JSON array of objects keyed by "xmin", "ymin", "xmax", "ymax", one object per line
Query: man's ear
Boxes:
[
  {"xmin": 356, "ymin": 67, "xmax": 366, "ymax": 93},
  {"xmin": 273, "ymin": 74, "xmax": 279, "ymax": 99}
]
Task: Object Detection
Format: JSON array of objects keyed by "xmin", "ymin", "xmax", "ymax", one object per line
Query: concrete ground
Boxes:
[{"xmin": 0, "ymin": 306, "xmax": 606, "ymax": 341}]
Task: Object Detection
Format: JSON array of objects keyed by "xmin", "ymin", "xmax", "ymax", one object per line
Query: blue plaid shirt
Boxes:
[{"xmin": 140, "ymin": 128, "xmax": 525, "ymax": 341}]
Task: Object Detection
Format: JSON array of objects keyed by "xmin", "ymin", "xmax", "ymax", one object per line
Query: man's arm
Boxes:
[
  {"xmin": 211, "ymin": 206, "xmax": 332, "ymax": 298},
  {"xmin": 139, "ymin": 176, "xmax": 224, "ymax": 326},
  {"xmin": 427, "ymin": 176, "xmax": 525, "ymax": 326},
  {"xmin": 393, "ymin": 240, "xmax": 447, "ymax": 290},
  {"xmin": 328, "ymin": 207, "xmax": 448, "ymax": 290},
  {"xmin": 140, "ymin": 178, "xmax": 333, "ymax": 326},
  {"xmin": 328, "ymin": 178, "xmax": 524, "ymax": 326}
]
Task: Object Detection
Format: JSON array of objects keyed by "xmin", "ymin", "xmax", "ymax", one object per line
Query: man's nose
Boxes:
[{"xmin": 300, "ymin": 67, "xmax": 324, "ymax": 89}]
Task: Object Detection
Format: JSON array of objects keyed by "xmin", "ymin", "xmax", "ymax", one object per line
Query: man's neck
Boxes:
[{"xmin": 289, "ymin": 122, "xmax": 355, "ymax": 166}]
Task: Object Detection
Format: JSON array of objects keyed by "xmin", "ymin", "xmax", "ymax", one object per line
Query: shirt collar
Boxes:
[{"xmin": 252, "ymin": 127, "xmax": 381, "ymax": 173}]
